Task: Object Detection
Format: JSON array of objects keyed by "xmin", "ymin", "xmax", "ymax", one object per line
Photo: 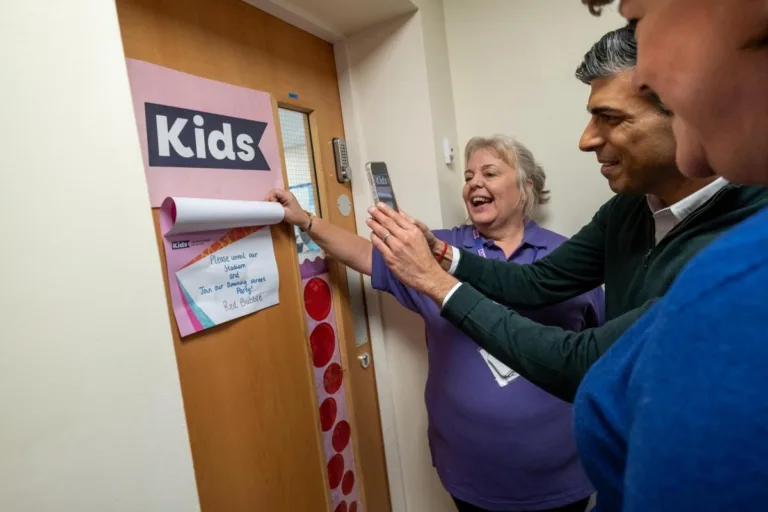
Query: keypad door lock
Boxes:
[{"xmin": 333, "ymin": 138, "xmax": 351, "ymax": 183}]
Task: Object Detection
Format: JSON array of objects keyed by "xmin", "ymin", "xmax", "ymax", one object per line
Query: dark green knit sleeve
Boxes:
[
  {"xmin": 441, "ymin": 283, "xmax": 655, "ymax": 402},
  {"xmin": 453, "ymin": 198, "xmax": 614, "ymax": 308}
]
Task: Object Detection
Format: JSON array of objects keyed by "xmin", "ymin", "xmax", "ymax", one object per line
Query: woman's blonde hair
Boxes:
[{"xmin": 464, "ymin": 135, "xmax": 550, "ymax": 218}]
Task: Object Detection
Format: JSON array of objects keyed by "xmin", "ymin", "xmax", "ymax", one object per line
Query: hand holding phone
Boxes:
[{"xmin": 366, "ymin": 162, "xmax": 398, "ymax": 211}]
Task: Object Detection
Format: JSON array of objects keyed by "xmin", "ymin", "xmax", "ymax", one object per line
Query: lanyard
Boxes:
[
  {"xmin": 470, "ymin": 226, "xmax": 534, "ymax": 384},
  {"xmin": 472, "ymin": 228, "xmax": 488, "ymax": 259}
]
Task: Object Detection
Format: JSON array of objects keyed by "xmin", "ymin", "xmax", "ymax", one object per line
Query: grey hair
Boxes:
[
  {"xmin": 575, "ymin": 24, "xmax": 671, "ymax": 115},
  {"xmin": 464, "ymin": 135, "xmax": 550, "ymax": 219},
  {"xmin": 575, "ymin": 24, "xmax": 637, "ymax": 84}
]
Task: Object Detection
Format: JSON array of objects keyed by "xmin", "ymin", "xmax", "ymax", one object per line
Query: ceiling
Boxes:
[{"xmin": 242, "ymin": 0, "xmax": 418, "ymax": 42}]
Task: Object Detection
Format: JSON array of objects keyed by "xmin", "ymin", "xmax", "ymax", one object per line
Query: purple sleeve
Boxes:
[
  {"xmin": 520, "ymin": 284, "xmax": 605, "ymax": 333},
  {"xmin": 370, "ymin": 246, "xmax": 422, "ymax": 313},
  {"xmin": 585, "ymin": 286, "xmax": 606, "ymax": 328}
]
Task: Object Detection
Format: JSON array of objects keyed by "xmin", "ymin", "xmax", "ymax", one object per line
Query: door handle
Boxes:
[{"xmin": 358, "ymin": 352, "xmax": 371, "ymax": 369}]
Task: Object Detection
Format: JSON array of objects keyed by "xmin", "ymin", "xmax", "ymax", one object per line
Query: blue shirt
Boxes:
[
  {"xmin": 574, "ymin": 206, "xmax": 768, "ymax": 511},
  {"xmin": 372, "ymin": 221, "xmax": 604, "ymax": 510}
]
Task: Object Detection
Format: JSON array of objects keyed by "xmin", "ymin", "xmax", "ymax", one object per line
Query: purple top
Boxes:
[{"xmin": 372, "ymin": 221, "xmax": 604, "ymax": 511}]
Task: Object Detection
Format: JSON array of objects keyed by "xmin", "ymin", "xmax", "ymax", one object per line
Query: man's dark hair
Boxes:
[{"xmin": 575, "ymin": 24, "xmax": 672, "ymax": 115}]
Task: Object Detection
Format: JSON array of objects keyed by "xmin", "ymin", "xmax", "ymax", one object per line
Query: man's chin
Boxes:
[
  {"xmin": 677, "ymin": 150, "xmax": 716, "ymax": 180},
  {"xmin": 606, "ymin": 177, "xmax": 626, "ymax": 194}
]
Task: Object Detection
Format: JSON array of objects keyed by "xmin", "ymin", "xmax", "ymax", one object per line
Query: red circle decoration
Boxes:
[
  {"xmin": 324, "ymin": 363, "xmax": 344, "ymax": 395},
  {"xmin": 310, "ymin": 323, "xmax": 335, "ymax": 368},
  {"xmin": 332, "ymin": 420, "xmax": 352, "ymax": 453},
  {"xmin": 334, "ymin": 502, "xmax": 347, "ymax": 512},
  {"xmin": 342, "ymin": 471, "xmax": 355, "ymax": 495},
  {"xmin": 349, "ymin": 502, "xmax": 357, "ymax": 512},
  {"xmin": 327, "ymin": 453, "xmax": 345, "ymax": 489},
  {"xmin": 304, "ymin": 278, "xmax": 332, "ymax": 321},
  {"xmin": 319, "ymin": 397, "xmax": 337, "ymax": 432}
]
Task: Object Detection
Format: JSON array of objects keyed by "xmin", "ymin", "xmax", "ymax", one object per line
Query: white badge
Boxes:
[{"xmin": 478, "ymin": 348, "xmax": 520, "ymax": 387}]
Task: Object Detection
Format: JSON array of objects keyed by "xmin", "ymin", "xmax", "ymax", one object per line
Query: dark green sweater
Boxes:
[{"xmin": 442, "ymin": 184, "xmax": 768, "ymax": 402}]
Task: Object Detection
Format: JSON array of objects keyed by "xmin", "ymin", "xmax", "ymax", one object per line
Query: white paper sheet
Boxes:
[{"xmin": 164, "ymin": 197, "xmax": 284, "ymax": 235}]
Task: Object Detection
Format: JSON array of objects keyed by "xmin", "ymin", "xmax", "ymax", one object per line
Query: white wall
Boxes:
[
  {"xmin": 444, "ymin": 0, "xmax": 624, "ymax": 236},
  {"xmin": 0, "ymin": 1, "xmax": 199, "ymax": 510},
  {"xmin": 415, "ymin": 0, "xmax": 466, "ymax": 228},
  {"xmin": 336, "ymin": 12, "xmax": 458, "ymax": 512}
]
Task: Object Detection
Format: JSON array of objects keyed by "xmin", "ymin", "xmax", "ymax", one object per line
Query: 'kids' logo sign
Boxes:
[{"xmin": 145, "ymin": 103, "xmax": 270, "ymax": 171}]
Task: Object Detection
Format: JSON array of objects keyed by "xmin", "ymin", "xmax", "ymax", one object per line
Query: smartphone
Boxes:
[{"xmin": 365, "ymin": 162, "xmax": 399, "ymax": 211}]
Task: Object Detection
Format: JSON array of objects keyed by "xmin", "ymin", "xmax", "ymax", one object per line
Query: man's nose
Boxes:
[{"xmin": 579, "ymin": 118, "xmax": 604, "ymax": 152}]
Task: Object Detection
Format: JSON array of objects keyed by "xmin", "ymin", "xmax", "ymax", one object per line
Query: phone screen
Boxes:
[{"xmin": 369, "ymin": 162, "xmax": 398, "ymax": 211}]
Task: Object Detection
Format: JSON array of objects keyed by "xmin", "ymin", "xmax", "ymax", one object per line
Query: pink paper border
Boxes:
[
  {"xmin": 125, "ymin": 59, "xmax": 285, "ymax": 206},
  {"xmin": 302, "ymin": 272, "xmax": 362, "ymax": 511}
]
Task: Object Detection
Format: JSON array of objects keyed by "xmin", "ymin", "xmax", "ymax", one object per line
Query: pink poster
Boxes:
[{"xmin": 125, "ymin": 59, "xmax": 284, "ymax": 206}]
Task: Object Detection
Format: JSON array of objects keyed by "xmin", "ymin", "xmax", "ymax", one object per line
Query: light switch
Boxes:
[{"xmin": 443, "ymin": 138, "xmax": 455, "ymax": 165}]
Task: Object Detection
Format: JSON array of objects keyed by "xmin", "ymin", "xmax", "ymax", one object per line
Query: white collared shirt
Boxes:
[
  {"xmin": 442, "ymin": 178, "xmax": 729, "ymax": 307},
  {"xmin": 647, "ymin": 178, "xmax": 728, "ymax": 244}
]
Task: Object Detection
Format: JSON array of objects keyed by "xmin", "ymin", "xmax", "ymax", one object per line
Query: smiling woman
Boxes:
[
  {"xmin": 268, "ymin": 135, "xmax": 603, "ymax": 512},
  {"xmin": 463, "ymin": 136, "xmax": 550, "ymax": 229}
]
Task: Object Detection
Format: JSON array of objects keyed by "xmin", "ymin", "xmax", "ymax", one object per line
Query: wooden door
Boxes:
[{"xmin": 115, "ymin": 0, "xmax": 391, "ymax": 510}]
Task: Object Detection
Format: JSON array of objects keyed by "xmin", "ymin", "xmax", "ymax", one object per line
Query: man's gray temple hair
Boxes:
[{"xmin": 575, "ymin": 24, "xmax": 671, "ymax": 115}]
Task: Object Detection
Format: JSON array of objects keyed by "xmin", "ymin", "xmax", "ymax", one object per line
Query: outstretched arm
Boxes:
[
  {"xmin": 268, "ymin": 188, "xmax": 373, "ymax": 275},
  {"xmin": 426, "ymin": 203, "xmax": 608, "ymax": 309},
  {"xmin": 442, "ymin": 283, "xmax": 653, "ymax": 401}
]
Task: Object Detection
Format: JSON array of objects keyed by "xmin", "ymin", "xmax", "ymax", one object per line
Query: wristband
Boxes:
[{"xmin": 435, "ymin": 242, "xmax": 449, "ymax": 264}]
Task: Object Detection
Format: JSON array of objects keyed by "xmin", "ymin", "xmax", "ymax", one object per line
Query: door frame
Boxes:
[
  {"xmin": 237, "ymin": 4, "xmax": 412, "ymax": 509},
  {"xmin": 117, "ymin": 0, "xmax": 393, "ymax": 507},
  {"xmin": 274, "ymin": 98, "xmax": 371, "ymax": 505},
  {"xmin": 275, "ymin": 45, "xmax": 407, "ymax": 510},
  {"xmin": 332, "ymin": 41, "xmax": 407, "ymax": 512}
]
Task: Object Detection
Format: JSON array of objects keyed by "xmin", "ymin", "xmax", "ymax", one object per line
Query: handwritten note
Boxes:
[
  {"xmin": 174, "ymin": 228, "xmax": 279, "ymax": 329},
  {"xmin": 159, "ymin": 197, "xmax": 284, "ymax": 337}
]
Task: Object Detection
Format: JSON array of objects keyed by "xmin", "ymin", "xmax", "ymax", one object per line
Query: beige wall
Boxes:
[
  {"xmin": 0, "ymin": 1, "xmax": 199, "ymax": 510},
  {"xmin": 444, "ymin": 0, "xmax": 624, "ymax": 236},
  {"xmin": 335, "ymin": 10, "xmax": 459, "ymax": 512},
  {"xmin": 416, "ymin": 0, "xmax": 466, "ymax": 228}
]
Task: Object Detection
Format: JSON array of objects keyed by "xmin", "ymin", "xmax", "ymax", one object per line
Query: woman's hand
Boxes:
[
  {"xmin": 403, "ymin": 213, "xmax": 451, "ymax": 270},
  {"xmin": 407, "ymin": 216, "xmax": 439, "ymax": 251},
  {"xmin": 267, "ymin": 189, "xmax": 309, "ymax": 228},
  {"xmin": 367, "ymin": 204, "xmax": 458, "ymax": 304}
]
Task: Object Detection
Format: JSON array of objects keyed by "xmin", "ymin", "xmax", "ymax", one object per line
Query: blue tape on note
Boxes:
[{"xmin": 289, "ymin": 92, "xmax": 299, "ymax": 100}]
